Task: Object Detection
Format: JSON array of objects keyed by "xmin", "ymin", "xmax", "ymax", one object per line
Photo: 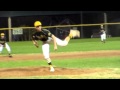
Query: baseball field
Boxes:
[{"xmin": 0, "ymin": 37, "xmax": 120, "ymax": 79}]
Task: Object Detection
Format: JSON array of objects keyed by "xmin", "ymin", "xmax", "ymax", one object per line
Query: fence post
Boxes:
[{"xmin": 8, "ymin": 17, "xmax": 12, "ymax": 42}]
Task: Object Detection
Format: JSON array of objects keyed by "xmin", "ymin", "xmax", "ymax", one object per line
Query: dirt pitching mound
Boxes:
[
  {"xmin": 0, "ymin": 50, "xmax": 119, "ymax": 78},
  {"xmin": 0, "ymin": 67, "xmax": 111, "ymax": 78}
]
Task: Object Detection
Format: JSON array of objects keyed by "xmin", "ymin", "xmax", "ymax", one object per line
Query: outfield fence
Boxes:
[{"xmin": 1, "ymin": 12, "xmax": 120, "ymax": 41}]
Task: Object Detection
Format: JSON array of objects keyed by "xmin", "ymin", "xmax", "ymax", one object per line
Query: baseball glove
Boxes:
[
  {"xmin": 34, "ymin": 42, "xmax": 39, "ymax": 48},
  {"xmin": 34, "ymin": 44, "xmax": 39, "ymax": 48}
]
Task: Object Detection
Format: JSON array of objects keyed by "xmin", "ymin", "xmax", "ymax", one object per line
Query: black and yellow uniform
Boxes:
[
  {"xmin": 32, "ymin": 29, "xmax": 52, "ymax": 41},
  {"xmin": 0, "ymin": 37, "xmax": 6, "ymax": 46},
  {"xmin": 0, "ymin": 34, "xmax": 12, "ymax": 57}
]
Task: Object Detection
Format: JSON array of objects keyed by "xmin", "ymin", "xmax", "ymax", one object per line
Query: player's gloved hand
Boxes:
[
  {"xmin": 33, "ymin": 40, "xmax": 39, "ymax": 48},
  {"xmin": 34, "ymin": 43, "xmax": 39, "ymax": 48},
  {"xmin": 36, "ymin": 45, "xmax": 39, "ymax": 48}
]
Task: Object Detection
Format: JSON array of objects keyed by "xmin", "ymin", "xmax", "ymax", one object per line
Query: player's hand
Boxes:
[
  {"xmin": 33, "ymin": 40, "xmax": 39, "ymax": 48},
  {"xmin": 35, "ymin": 45, "xmax": 39, "ymax": 48},
  {"xmin": 34, "ymin": 44, "xmax": 39, "ymax": 48},
  {"xmin": 33, "ymin": 42, "xmax": 39, "ymax": 48}
]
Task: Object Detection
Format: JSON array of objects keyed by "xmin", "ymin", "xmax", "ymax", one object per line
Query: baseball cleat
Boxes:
[
  {"xmin": 69, "ymin": 29, "xmax": 80, "ymax": 38},
  {"xmin": 50, "ymin": 67, "xmax": 55, "ymax": 72},
  {"xmin": 9, "ymin": 55, "xmax": 12, "ymax": 58},
  {"xmin": 69, "ymin": 30, "xmax": 73, "ymax": 38},
  {"xmin": 8, "ymin": 54, "xmax": 12, "ymax": 58}
]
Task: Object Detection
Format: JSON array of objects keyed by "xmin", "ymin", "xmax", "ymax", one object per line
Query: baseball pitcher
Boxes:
[
  {"xmin": 32, "ymin": 21, "xmax": 76, "ymax": 72},
  {"xmin": 99, "ymin": 25, "xmax": 106, "ymax": 43}
]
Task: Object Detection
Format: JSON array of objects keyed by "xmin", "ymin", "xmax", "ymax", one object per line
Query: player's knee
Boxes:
[
  {"xmin": 63, "ymin": 41, "xmax": 68, "ymax": 46},
  {"xmin": 62, "ymin": 43, "xmax": 68, "ymax": 46},
  {"xmin": 45, "ymin": 58, "xmax": 51, "ymax": 63},
  {"xmin": 58, "ymin": 41, "xmax": 68, "ymax": 46},
  {"xmin": 44, "ymin": 56, "xmax": 50, "ymax": 60}
]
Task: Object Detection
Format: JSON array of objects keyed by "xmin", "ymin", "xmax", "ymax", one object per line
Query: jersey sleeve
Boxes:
[
  {"xmin": 31, "ymin": 33, "xmax": 38, "ymax": 40},
  {"xmin": 43, "ymin": 29, "xmax": 52, "ymax": 37},
  {"xmin": 0, "ymin": 38, "xmax": 6, "ymax": 45}
]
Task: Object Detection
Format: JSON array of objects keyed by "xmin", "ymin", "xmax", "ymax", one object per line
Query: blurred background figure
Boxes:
[
  {"xmin": 0, "ymin": 33, "xmax": 12, "ymax": 57},
  {"xmin": 99, "ymin": 25, "xmax": 106, "ymax": 43}
]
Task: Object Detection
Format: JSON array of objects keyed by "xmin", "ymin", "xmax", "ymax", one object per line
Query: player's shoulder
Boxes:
[
  {"xmin": 32, "ymin": 31, "xmax": 39, "ymax": 36},
  {"xmin": 42, "ymin": 29, "xmax": 50, "ymax": 32}
]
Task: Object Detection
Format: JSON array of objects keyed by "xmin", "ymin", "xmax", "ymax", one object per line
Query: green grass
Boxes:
[
  {"xmin": 1, "ymin": 37, "xmax": 120, "ymax": 54},
  {"xmin": 0, "ymin": 37, "xmax": 120, "ymax": 79},
  {"xmin": 0, "ymin": 56, "xmax": 120, "ymax": 79},
  {"xmin": 0, "ymin": 56, "xmax": 120, "ymax": 69},
  {"xmin": 0, "ymin": 60, "xmax": 47, "ymax": 68}
]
